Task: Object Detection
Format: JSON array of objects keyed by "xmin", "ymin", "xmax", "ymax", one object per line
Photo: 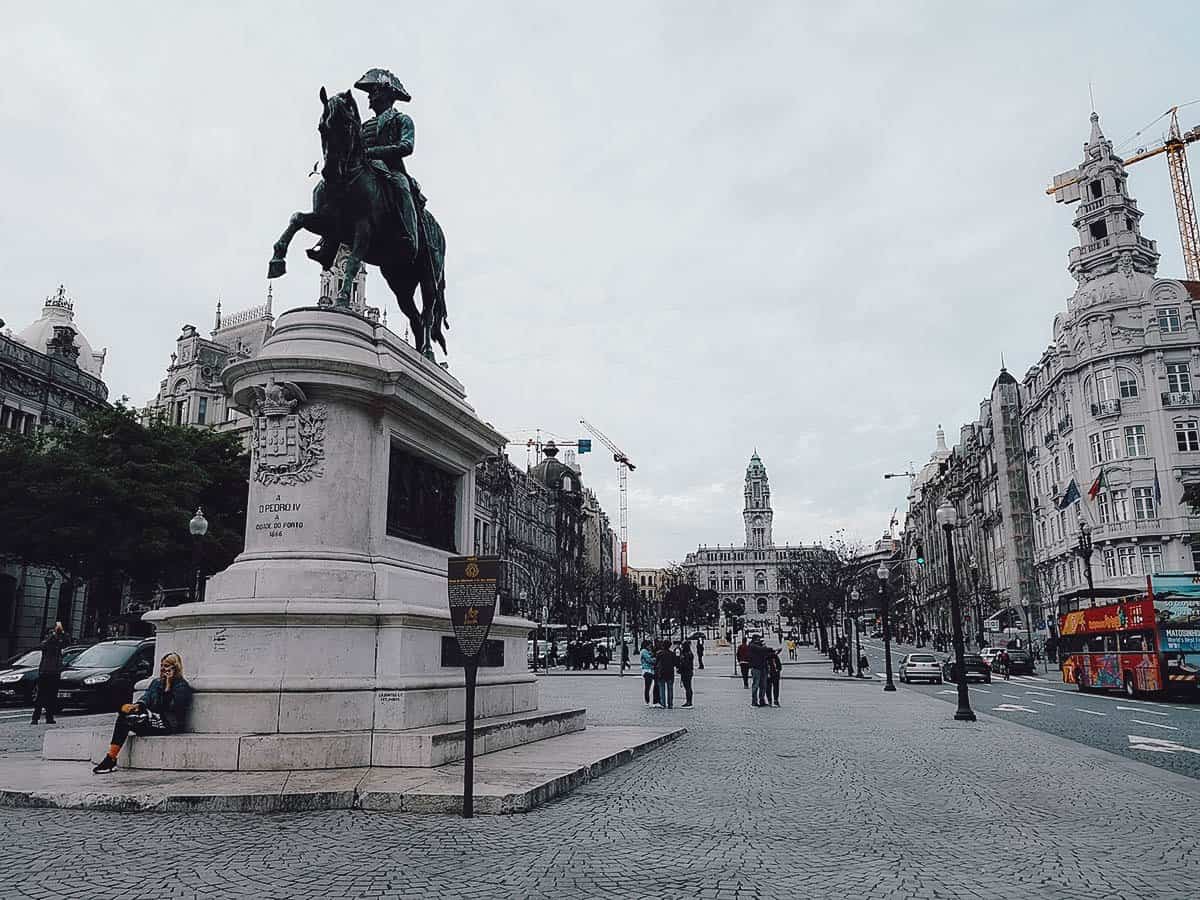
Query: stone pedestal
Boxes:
[{"xmin": 141, "ymin": 308, "xmax": 541, "ymax": 769}]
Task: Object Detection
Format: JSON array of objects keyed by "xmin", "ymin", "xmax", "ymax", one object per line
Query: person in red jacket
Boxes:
[{"xmin": 736, "ymin": 637, "xmax": 750, "ymax": 688}]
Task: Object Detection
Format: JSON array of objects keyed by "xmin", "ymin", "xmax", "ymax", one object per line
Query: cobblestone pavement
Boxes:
[
  {"xmin": 856, "ymin": 637, "xmax": 1200, "ymax": 780},
  {"xmin": 2, "ymin": 668, "xmax": 1199, "ymax": 899}
]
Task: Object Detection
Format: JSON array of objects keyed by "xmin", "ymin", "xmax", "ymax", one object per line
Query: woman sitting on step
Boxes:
[{"xmin": 92, "ymin": 653, "xmax": 193, "ymax": 774}]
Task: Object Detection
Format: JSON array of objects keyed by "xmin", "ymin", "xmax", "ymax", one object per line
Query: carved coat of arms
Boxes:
[{"xmin": 249, "ymin": 377, "xmax": 327, "ymax": 485}]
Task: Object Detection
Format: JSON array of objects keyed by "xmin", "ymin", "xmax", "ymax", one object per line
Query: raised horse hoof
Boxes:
[{"xmin": 267, "ymin": 258, "xmax": 286, "ymax": 279}]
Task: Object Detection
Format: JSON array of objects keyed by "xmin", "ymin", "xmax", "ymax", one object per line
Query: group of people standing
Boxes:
[
  {"xmin": 735, "ymin": 636, "xmax": 782, "ymax": 707},
  {"xmin": 639, "ymin": 638, "xmax": 697, "ymax": 709}
]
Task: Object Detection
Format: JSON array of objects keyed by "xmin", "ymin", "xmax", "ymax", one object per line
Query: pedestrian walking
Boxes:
[
  {"xmin": 766, "ymin": 646, "xmax": 782, "ymax": 706},
  {"xmin": 549, "ymin": 640, "xmax": 559, "ymax": 668},
  {"xmin": 678, "ymin": 640, "xmax": 695, "ymax": 707},
  {"xmin": 93, "ymin": 653, "xmax": 192, "ymax": 774},
  {"xmin": 696, "ymin": 635, "xmax": 705, "ymax": 670},
  {"xmin": 639, "ymin": 640, "xmax": 655, "ymax": 705},
  {"xmin": 748, "ymin": 636, "xmax": 769, "ymax": 707},
  {"xmin": 736, "ymin": 636, "xmax": 751, "ymax": 688},
  {"xmin": 32, "ymin": 621, "xmax": 69, "ymax": 725},
  {"xmin": 786, "ymin": 637, "xmax": 796, "ymax": 661},
  {"xmin": 654, "ymin": 641, "xmax": 677, "ymax": 709}
]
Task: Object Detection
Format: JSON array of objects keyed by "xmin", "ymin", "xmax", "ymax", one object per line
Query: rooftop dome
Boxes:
[
  {"xmin": 911, "ymin": 425, "xmax": 952, "ymax": 494},
  {"xmin": 529, "ymin": 441, "xmax": 582, "ymax": 492},
  {"xmin": 14, "ymin": 285, "xmax": 107, "ymax": 377}
]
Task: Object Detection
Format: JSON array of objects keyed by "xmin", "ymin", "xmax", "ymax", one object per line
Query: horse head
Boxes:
[{"xmin": 318, "ymin": 87, "xmax": 362, "ymax": 182}]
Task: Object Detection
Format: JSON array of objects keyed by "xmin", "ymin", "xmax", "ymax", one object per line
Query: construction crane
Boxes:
[
  {"xmin": 578, "ymin": 418, "xmax": 635, "ymax": 577},
  {"xmin": 1046, "ymin": 103, "xmax": 1200, "ymax": 279}
]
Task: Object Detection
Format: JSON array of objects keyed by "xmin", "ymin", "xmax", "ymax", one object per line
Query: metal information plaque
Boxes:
[
  {"xmin": 446, "ymin": 554, "xmax": 500, "ymax": 818},
  {"xmin": 447, "ymin": 555, "xmax": 499, "ymax": 658}
]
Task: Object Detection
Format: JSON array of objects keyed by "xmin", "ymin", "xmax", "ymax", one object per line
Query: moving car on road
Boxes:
[
  {"xmin": 57, "ymin": 639, "xmax": 155, "ymax": 711},
  {"xmin": 0, "ymin": 645, "xmax": 92, "ymax": 706},
  {"xmin": 943, "ymin": 653, "xmax": 991, "ymax": 684},
  {"xmin": 898, "ymin": 653, "xmax": 943, "ymax": 684},
  {"xmin": 1005, "ymin": 648, "xmax": 1036, "ymax": 675}
]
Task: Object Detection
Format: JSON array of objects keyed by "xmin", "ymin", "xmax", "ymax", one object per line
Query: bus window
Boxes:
[
  {"xmin": 1086, "ymin": 634, "xmax": 1107, "ymax": 653},
  {"xmin": 1119, "ymin": 631, "xmax": 1153, "ymax": 652}
]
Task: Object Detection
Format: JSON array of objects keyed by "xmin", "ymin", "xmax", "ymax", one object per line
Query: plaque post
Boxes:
[{"xmin": 447, "ymin": 555, "xmax": 500, "ymax": 820}]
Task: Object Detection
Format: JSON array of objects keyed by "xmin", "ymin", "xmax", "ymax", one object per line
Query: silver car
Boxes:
[{"xmin": 899, "ymin": 653, "xmax": 943, "ymax": 684}]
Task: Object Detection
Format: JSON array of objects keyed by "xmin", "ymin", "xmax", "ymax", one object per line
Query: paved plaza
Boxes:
[{"xmin": 2, "ymin": 657, "xmax": 1198, "ymax": 900}]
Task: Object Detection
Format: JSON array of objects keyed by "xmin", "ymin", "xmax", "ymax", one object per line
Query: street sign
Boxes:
[
  {"xmin": 446, "ymin": 554, "xmax": 500, "ymax": 818},
  {"xmin": 577, "ymin": 439, "xmax": 591, "ymax": 453}
]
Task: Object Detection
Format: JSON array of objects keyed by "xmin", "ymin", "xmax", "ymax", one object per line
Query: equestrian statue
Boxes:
[{"xmin": 268, "ymin": 69, "xmax": 449, "ymax": 356}]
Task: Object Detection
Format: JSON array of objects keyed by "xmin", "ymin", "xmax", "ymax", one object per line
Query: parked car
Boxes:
[
  {"xmin": 979, "ymin": 647, "xmax": 1004, "ymax": 667},
  {"xmin": 1004, "ymin": 648, "xmax": 1036, "ymax": 675},
  {"xmin": 58, "ymin": 639, "xmax": 155, "ymax": 711},
  {"xmin": 0, "ymin": 645, "xmax": 92, "ymax": 706},
  {"xmin": 898, "ymin": 653, "xmax": 943, "ymax": 684},
  {"xmin": 943, "ymin": 653, "xmax": 992, "ymax": 684}
]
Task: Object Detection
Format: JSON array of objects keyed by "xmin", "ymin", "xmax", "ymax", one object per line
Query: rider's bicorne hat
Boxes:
[{"xmin": 354, "ymin": 68, "xmax": 411, "ymax": 103}]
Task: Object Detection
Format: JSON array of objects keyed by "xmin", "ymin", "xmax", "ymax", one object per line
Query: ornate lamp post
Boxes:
[
  {"xmin": 937, "ymin": 501, "xmax": 976, "ymax": 722},
  {"xmin": 877, "ymin": 563, "xmax": 896, "ymax": 692},
  {"xmin": 969, "ymin": 556, "xmax": 983, "ymax": 650},
  {"xmin": 850, "ymin": 587, "xmax": 865, "ymax": 677},
  {"xmin": 189, "ymin": 507, "xmax": 209, "ymax": 603},
  {"xmin": 40, "ymin": 571, "xmax": 58, "ymax": 639},
  {"xmin": 1076, "ymin": 518, "xmax": 1096, "ymax": 610}
]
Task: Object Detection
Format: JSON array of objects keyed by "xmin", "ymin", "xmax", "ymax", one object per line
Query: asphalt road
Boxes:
[{"xmin": 853, "ymin": 637, "xmax": 1200, "ymax": 780}]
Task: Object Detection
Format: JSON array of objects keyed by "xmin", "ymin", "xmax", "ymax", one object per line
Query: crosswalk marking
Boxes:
[
  {"xmin": 1130, "ymin": 719, "xmax": 1178, "ymax": 731},
  {"xmin": 1029, "ymin": 699, "xmax": 1056, "ymax": 707},
  {"xmin": 1117, "ymin": 706, "xmax": 1167, "ymax": 717},
  {"xmin": 1075, "ymin": 708, "xmax": 1107, "ymax": 716}
]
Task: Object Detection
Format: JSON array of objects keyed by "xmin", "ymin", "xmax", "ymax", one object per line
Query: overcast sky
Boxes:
[{"xmin": 4, "ymin": 2, "xmax": 1200, "ymax": 565}]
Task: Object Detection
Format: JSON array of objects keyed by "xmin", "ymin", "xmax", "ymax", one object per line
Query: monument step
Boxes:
[
  {"xmin": 42, "ymin": 707, "xmax": 587, "ymax": 772},
  {"xmin": 12, "ymin": 725, "xmax": 685, "ymax": 815},
  {"xmin": 372, "ymin": 706, "xmax": 586, "ymax": 767}
]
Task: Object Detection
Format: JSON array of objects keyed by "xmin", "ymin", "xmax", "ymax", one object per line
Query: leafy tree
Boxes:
[
  {"xmin": 777, "ymin": 537, "xmax": 866, "ymax": 654},
  {"xmin": 0, "ymin": 404, "xmax": 249, "ymax": 636}
]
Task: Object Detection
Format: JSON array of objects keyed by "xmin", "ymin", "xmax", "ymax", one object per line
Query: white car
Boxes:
[
  {"xmin": 979, "ymin": 647, "xmax": 1005, "ymax": 667},
  {"xmin": 898, "ymin": 653, "xmax": 943, "ymax": 684}
]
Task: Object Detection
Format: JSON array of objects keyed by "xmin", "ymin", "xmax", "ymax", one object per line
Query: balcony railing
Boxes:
[
  {"xmin": 1026, "ymin": 446, "xmax": 1039, "ymax": 462},
  {"xmin": 1044, "ymin": 431, "xmax": 1058, "ymax": 448},
  {"xmin": 1091, "ymin": 399, "xmax": 1121, "ymax": 418},
  {"xmin": 1162, "ymin": 390, "xmax": 1200, "ymax": 408},
  {"xmin": 1058, "ymin": 414, "xmax": 1073, "ymax": 434}
]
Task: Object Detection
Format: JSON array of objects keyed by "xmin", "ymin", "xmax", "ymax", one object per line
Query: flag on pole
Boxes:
[
  {"xmin": 1057, "ymin": 478, "xmax": 1081, "ymax": 510},
  {"xmin": 1087, "ymin": 467, "xmax": 1106, "ymax": 500},
  {"xmin": 1154, "ymin": 459, "xmax": 1162, "ymax": 504}
]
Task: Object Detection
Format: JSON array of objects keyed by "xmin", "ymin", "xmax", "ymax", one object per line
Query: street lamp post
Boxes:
[
  {"xmin": 1076, "ymin": 519, "xmax": 1096, "ymax": 609},
  {"xmin": 189, "ymin": 507, "xmax": 209, "ymax": 603},
  {"xmin": 937, "ymin": 501, "xmax": 976, "ymax": 722},
  {"xmin": 877, "ymin": 563, "xmax": 896, "ymax": 691},
  {"xmin": 969, "ymin": 556, "xmax": 983, "ymax": 650},
  {"xmin": 850, "ymin": 587, "xmax": 864, "ymax": 677},
  {"xmin": 40, "ymin": 571, "xmax": 58, "ymax": 639}
]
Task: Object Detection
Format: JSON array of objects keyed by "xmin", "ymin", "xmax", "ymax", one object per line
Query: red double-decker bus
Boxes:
[{"xmin": 1058, "ymin": 587, "xmax": 1200, "ymax": 698}]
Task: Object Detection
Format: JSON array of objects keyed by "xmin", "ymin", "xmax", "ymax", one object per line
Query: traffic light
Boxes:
[{"xmin": 915, "ymin": 542, "xmax": 925, "ymax": 566}]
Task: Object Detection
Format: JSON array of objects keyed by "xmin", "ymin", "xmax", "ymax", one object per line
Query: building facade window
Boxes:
[
  {"xmin": 1096, "ymin": 373, "xmax": 1115, "ymax": 401},
  {"xmin": 197, "ymin": 397, "xmax": 208, "ymax": 425},
  {"xmin": 1118, "ymin": 371, "xmax": 1139, "ymax": 398},
  {"xmin": 1133, "ymin": 487, "xmax": 1157, "ymax": 520},
  {"xmin": 1167, "ymin": 362, "xmax": 1192, "ymax": 393},
  {"xmin": 1191, "ymin": 544, "xmax": 1200, "ymax": 572},
  {"xmin": 1124, "ymin": 425, "xmax": 1146, "ymax": 457},
  {"xmin": 1109, "ymin": 489, "xmax": 1128, "ymax": 522},
  {"xmin": 1097, "ymin": 492, "xmax": 1111, "ymax": 524},
  {"xmin": 1176, "ymin": 419, "xmax": 1200, "ymax": 452},
  {"xmin": 1140, "ymin": 544, "xmax": 1163, "ymax": 575},
  {"xmin": 1103, "ymin": 548, "xmax": 1117, "ymax": 577},
  {"xmin": 1117, "ymin": 546, "xmax": 1138, "ymax": 576},
  {"xmin": 1089, "ymin": 433, "xmax": 1103, "ymax": 465},
  {"xmin": 1102, "ymin": 428, "xmax": 1121, "ymax": 461},
  {"xmin": 1157, "ymin": 307, "xmax": 1182, "ymax": 333}
]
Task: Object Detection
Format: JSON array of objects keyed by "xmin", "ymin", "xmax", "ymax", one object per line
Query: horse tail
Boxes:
[{"xmin": 422, "ymin": 210, "xmax": 449, "ymax": 350}]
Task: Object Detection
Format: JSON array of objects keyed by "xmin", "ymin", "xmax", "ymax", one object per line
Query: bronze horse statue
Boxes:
[{"xmin": 268, "ymin": 87, "xmax": 448, "ymax": 355}]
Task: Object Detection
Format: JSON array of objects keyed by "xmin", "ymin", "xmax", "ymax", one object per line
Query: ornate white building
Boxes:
[
  {"xmin": 683, "ymin": 451, "xmax": 823, "ymax": 620},
  {"xmin": 1, "ymin": 286, "xmax": 110, "ymax": 653},
  {"xmin": 1023, "ymin": 112, "xmax": 1200, "ymax": 614}
]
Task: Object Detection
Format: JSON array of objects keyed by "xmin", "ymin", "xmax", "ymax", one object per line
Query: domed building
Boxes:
[{"xmin": 1, "ymin": 285, "xmax": 111, "ymax": 655}]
